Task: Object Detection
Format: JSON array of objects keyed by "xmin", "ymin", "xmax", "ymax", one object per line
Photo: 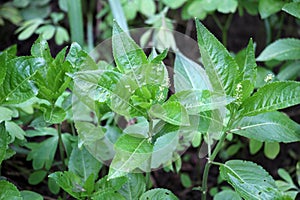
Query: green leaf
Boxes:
[
  {"xmin": 42, "ymin": 105, "xmax": 66, "ymax": 124},
  {"xmin": 75, "ymin": 121, "xmax": 113, "ymax": 162},
  {"xmin": 118, "ymin": 173, "xmax": 146, "ymax": 199},
  {"xmin": 0, "ymin": 52, "xmax": 8, "ymax": 86},
  {"xmin": 17, "ymin": 19, "xmax": 43, "ymax": 40},
  {"xmin": 26, "ymin": 136, "xmax": 58, "ymax": 170},
  {"xmin": 249, "ymin": 139, "xmax": 263, "ymax": 155},
  {"xmin": 0, "ymin": 57, "xmax": 46, "ymax": 104},
  {"xmin": 220, "ymin": 160, "xmax": 284, "ymax": 199},
  {"xmin": 66, "ymin": 42, "xmax": 97, "ymax": 70},
  {"xmin": 180, "ymin": 173, "xmax": 192, "ymax": 188},
  {"xmin": 282, "ymin": 2, "xmax": 300, "ymax": 19},
  {"xmin": 48, "ymin": 171, "xmax": 82, "ymax": 199},
  {"xmin": 239, "ymin": 81, "xmax": 300, "ymax": 116},
  {"xmin": 0, "ymin": 123, "xmax": 9, "ymax": 165},
  {"xmin": 257, "ymin": 38, "xmax": 300, "ymax": 61},
  {"xmin": 108, "ymin": 134, "xmax": 153, "ymax": 179},
  {"xmin": 174, "ymin": 51, "xmax": 210, "ymax": 92},
  {"xmin": 151, "ymin": 131, "xmax": 179, "ymax": 168},
  {"xmin": 169, "ymin": 90, "xmax": 234, "ymax": 114},
  {"xmin": 237, "ymin": 39, "xmax": 257, "ymax": 90},
  {"xmin": 0, "ymin": 180, "xmax": 22, "ymax": 200},
  {"xmin": 33, "ymin": 46, "xmax": 72, "ymax": 102},
  {"xmin": 55, "ymin": 26, "xmax": 69, "ymax": 45},
  {"xmin": 124, "ymin": 117, "xmax": 149, "ymax": 138},
  {"xmin": 5, "ymin": 121, "xmax": 26, "ymax": 141},
  {"xmin": 48, "ymin": 178, "xmax": 60, "ymax": 194},
  {"xmin": 196, "ymin": 20, "xmax": 238, "ymax": 96},
  {"xmin": 231, "ymin": 111, "xmax": 300, "ymax": 143},
  {"xmin": 137, "ymin": 0, "xmax": 155, "ymax": 17},
  {"xmin": 214, "ymin": 190, "xmax": 241, "ymax": 200},
  {"xmin": 68, "ymin": 145, "xmax": 102, "ymax": 181},
  {"xmin": 95, "ymin": 175, "xmax": 127, "ymax": 193},
  {"xmin": 264, "ymin": 142, "xmax": 280, "ymax": 159},
  {"xmin": 255, "ymin": 67, "xmax": 275, "ymax": 88},
  {"xmin": 30, "ymin": 36, "xmax": 52, "ymax": 61},
  {"xmin": 140, "ymin": 188, "xmax": 179, "ymax": 200},
  {"xmin": 149, "ymin": 101, "xmax": 190, "ymax": 126},
  {"xmin": 217, "ymin": 0, "xmax": 238, "ymax": 13},
  {"xmin": 277, "ymin": 61, "xmax": 300, "ymax": 81},
  {"xmin": 0, "ymin": 106, "xmax": 13, "ymax": 122},
  {"xmin": 92, "ymin": 190, "xmax": 126, "ymax": 200},
  {"xmin": 29, "ymin": 170, "xmax": 47, "ymax": 185},
  {"xmin": 112, "ymin": 21, "xmax": 147, "ymax": 73},
  {"xmin": 258, "ymin": 0, "xmax": 285, "ymax": 19},
  {"xmin": 20, "ymin": 191, "xmax": 43, "ymax": 200},
  {"xmin": 278, "ymin": 169, "xmax": 294, "ymax": 185},
  {"xmin": 162, "ymin": 0, "xmax": 187, "ymax": 9}
]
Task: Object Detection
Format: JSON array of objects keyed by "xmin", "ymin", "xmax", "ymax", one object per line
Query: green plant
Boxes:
[{"xmin": 0, "ymin": 4, "xmax": 300, "ymax": 198}]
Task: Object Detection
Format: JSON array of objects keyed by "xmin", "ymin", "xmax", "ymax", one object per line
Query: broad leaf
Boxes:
[
  {"xmin": 66, "ymin": 42, "xmax": 97, "ymax": 70},
  {"xmin": 108, "ymin": 134, "xmax": 153, "ymax": 179},
  {"xmin": 196, "ymin": 20, "xmax": 238, "ymax": 96},
  {"xmin": 68, "ymin": 145, "xmax": 102, "ymax": 181},
  {"xmin": 140, "ymin": 188, "xmax": 178, "ymax": 200},
  {"xmin": 26, "ymin": 136, "xmax": 58, "ymax": 170},
  {"xmin": 282, "ymin": 2, "xmax": 300, "ymax": 19},
  {"xmin": 118, "ymin": 173, "xmax": 146, "ymax": 200},
  {"xmin": 20, "ymin": 191, "xmax": 43, "ymax": 200},
  {"xmin": 112, "ymin": 21, "xmax": 147, "ymax": 73},
  {"xmin": 30, "ymin": 36, "xmax": 52, "ymax": 62},
  {"xmin": 257, "ymin": 38, "xmax": 300, "ymax": 61},
  {"xmin": 239, "ymin": 81, "xmax": 300, "ymax": 116},
  {"xmin": 95, "ymin": 175, "xmax": 127, "ymax": 193},
  {"xmin": 214, "ymin": 190, "xmax": 241, "ymax": 200},
  {"xmin": 174, "ymin": 51, "xmax": 210, "ymax": 92},
  {"xmin": 220, "ymin": 160, "xmax": 285, "ymax": 199},
  {"xmin": 149, "ymin": 101, "xmax": 190, "ymax": 126},
  {"xmin": 277, "ymin": 61, "xmax": 300, "ymax": 81},
  {"xmin": 258, "ymin": 0, "xmax": 285, "ymax": 19},
  {"xmin": 0, "ymin": 57, "xmax": 45, "ymax": 104},
  {"xmin": 92, "ymin": 190, "xmax": 126, "ymax": 200},
  {"xmin": 151, "ymin": 131, "xmax": 179, "ymax": 168},
  {"xmin": 48, "ymin": 171, "xmax": 83, "ymax": 199},
  {"xmin": 0, "ymin": 180, "xmax": 22, "ymax": 200},
  {"xmin": 264, "ymin": 142, "xmax": 280, "ymax": 159},
  {"xmin": 28, "ymin": 170, "xmax": 47, "ymax": 185},
  {"xmin": 75, "ymin": 121, "xmax": 113, "ymax": 162},
  {"xmin": 249, "ymin": 139, "xmax": 263, "ymax": 155},
  {"xmin": 231, "ymin": 111, "xmax": 300, "ymax": 143},
  {"xmin": 169, "ymin": 90, "xmax": 234, "ymax": 114}
]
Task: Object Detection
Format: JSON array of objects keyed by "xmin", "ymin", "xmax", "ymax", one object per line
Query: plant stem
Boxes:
[
  {"xmin": 264, "ymin": 18, "xmax": 272, "ymax": 45},
  {"xmin": 212, "ymin": 14, "xmax": 233, "ymax": 47},
  {"xmin": 201, "ymin": 131, "xmax": 227, "ymax": 200},
  {"xmin": 222, "ymin": 14, "xmax": 233, "ymax": 47},
  {"xmin": 57, "ymin": 123, "xmax": 66, "ymax": 171}
]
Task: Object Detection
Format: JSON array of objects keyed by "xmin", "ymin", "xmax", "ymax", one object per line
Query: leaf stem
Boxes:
[
  {"xmin": 57, "ymin": 123, "xmax": 66, "ymax": 171},
  {"xmin": 201, "ymin": 131, "xmax": 227, "ymax": 199}
]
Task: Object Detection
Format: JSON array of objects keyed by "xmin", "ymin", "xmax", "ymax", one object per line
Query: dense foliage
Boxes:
[{"xmin": 0, "ymin": 0, "xmax": 300, "ymax": 199}]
